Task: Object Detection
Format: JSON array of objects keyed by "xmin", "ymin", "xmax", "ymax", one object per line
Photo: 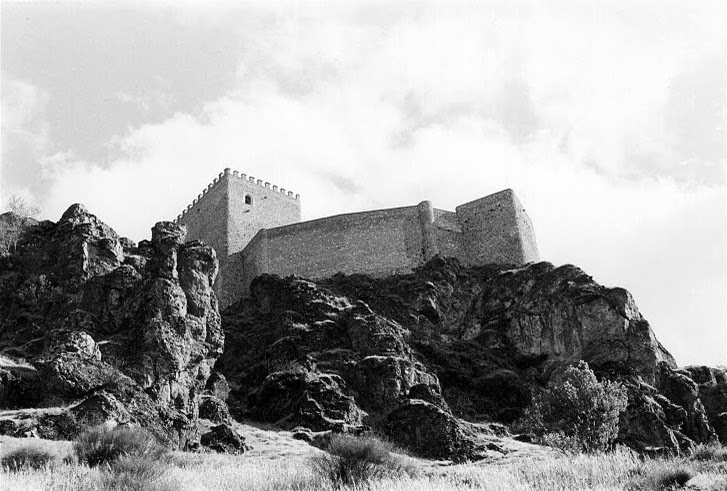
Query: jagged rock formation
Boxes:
[
  {"xmin": 219, "ymin": 257, "xmax": 725, "ymax": 459},
  {"xmin": 684, "ymin": 366, "xmax": 727, "ymax": 445},
  {"xmin": 1, "ymin": 206, "xmax": 724, "ymax": 460},
  {"xmin": 0, "ymin": 205, "xmax": 223, "ymax": 449}
]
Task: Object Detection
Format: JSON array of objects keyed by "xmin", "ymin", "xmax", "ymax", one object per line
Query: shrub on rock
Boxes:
[
  {"xmin": 522, "ymin": 361, "xmax": 627, "ymax": 453},
  {"xmin": 199, "ymin": 395, "xmax": 231, "ymax": 424}
]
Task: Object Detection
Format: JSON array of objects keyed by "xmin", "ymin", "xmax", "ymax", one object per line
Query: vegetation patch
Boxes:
[
  {"xmin": 1, "ymin": 445, "xmax": 55, "ymax": 472},
  {"xmin": 74, "ymin": 425, "xmax": 168, "ymax": 468},
  {"xmin": 520, "ymin": 361, "xmax": 628, "ymax": 453},
  {"xmin": 690, "ymin": 443, "xmax": 727, "ymax": 462},
  {"xmin": 630, "ymin": 465, "xmax": 695, "ymax": 490},
  {"xmin": 310, "ymin": 434, "xmax": 418, "ymax": 486}
]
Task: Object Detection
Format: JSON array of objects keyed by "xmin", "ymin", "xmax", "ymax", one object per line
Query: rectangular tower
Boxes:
[
  {"xmin": 177, "ymin": 169, "xmax": 301, "ymax": 307},
  {"xmin": 456, "ymin": 189, "xmax": 539, "ymax": 266}
]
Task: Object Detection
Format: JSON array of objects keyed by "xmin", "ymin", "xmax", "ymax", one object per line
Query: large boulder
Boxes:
[
  {"xmin": 201, "ymin": 423, "xmax": 250, "ymax": 454},
  {"xmin": 249, "ymin": 367, "xmax": 365, "ymax": 431},
  {"xmin": 383, "ymin": 399, "xmax": 481, "ymax": 462}
]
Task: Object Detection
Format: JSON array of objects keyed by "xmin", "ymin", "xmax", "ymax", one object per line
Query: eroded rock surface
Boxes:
[
  {"xmin": 0, "ymin": 204, "xmax": 223, "ymax": 448},
  {"xmin": 219, "ymin": 257, "xmax": 718, "ymax": 459}
]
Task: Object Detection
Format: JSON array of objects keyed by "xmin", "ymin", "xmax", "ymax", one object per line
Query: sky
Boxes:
[{"xmin": 1, "ymin": 0, "xmax": 725, "ymax": 366}]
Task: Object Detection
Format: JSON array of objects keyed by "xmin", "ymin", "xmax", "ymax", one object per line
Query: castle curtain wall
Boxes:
[{"xmin": 240, "ymin": 205, "xmax": 428, "ymax": 291}]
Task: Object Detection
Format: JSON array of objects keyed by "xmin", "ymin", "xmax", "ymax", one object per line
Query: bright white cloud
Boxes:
[
  {"xmin": 1, "ymin": 77, "xmax": 49, "ymax": 156},
  {"xmin": 10, "ymin": 1, "xmax": 726, "ymax": 366}
]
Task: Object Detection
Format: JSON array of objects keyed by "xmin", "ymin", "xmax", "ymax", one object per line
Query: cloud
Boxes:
[
  {"xmin": 29, "ymin": 2, "xmax": 727, "ymax": 365},
  {"xmin": 1, "ymin": 77, "xmax": 49, "ymax": 155},
  {"xmin": 114, "ymin": 92, "xmax": 151, "ymax": 112},
  {"xmin": 0, "ymin": 75, "xmax": 51, "ymax": 208}
]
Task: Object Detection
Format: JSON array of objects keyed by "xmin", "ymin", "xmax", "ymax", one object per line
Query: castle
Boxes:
[{"xmin": 176, "ymin": 168, "xmax": 539, "ymax": 308}]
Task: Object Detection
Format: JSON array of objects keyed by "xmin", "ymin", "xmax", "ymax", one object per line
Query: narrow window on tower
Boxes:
[{"xmin": 245, "ymin": 195, "xmax": 253, "ymax": 206}]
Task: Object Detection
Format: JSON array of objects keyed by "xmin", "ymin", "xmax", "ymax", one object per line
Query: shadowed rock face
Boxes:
[
  {"xmin": 684, "ymin": 366, "xmax": 727, "ymax": 445},
  {"xmin": 0, "ymin": 204, "xmax": 223, "ymax": 448},
  {"xmin": 219, "ymin": 256, "xmax": 721, "ymax": 459},
  {"xmin": 2, "ymin": 207, "xmax": 723, "ymax": 460}
]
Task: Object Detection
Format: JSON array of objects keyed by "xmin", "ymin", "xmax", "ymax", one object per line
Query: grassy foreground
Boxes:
[{"xmin": 2, "ymin": 432, "xmax": 727, "ymax": 491}]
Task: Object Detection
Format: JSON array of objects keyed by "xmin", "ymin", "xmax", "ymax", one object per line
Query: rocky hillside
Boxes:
[
  {"xmin": 0, "ymin": 205, "xmax": 222, "ymax": 449},
  {"xmin": 1, "ymin": 206, "xmax": 725, "ymax": 461},
  {"xmin": 218, "ymin": 257, "xmax": 726, "ymax": 458}
]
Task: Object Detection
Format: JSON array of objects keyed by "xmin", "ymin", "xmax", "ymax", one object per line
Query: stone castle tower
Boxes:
[
  {"xmin": 177, "ymin": 168, "xmax": 539, "ymax": 308},
  {"xmin": 177, "ymin": 169, "xmax": 301, "ymax": 305}
]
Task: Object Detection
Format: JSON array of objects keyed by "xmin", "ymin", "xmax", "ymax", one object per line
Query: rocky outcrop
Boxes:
[
  {"xmin": 220, "ymin": 274, "xmax": 437, "ymax": 434},
  {"xmin": 1, "ymin": 207, "xmax": 720, "ymax": 461},
  {"xmin": 219, "ymin": 256, "xmax": 717, "ymax": 459},
  {"xmin": 249, "ymin": 367, "xmax": 365, "ymax": 430},
  {"xmin": 684, "ymin": 365, "xmax": 727, "ymax": 444},
  {"xmin": 384, "ymin": 396, "xmax": 484, "ymax": 462},
  {"xmin": 0, "ymin": 204, "xmax": 223, "ymax": 448}
]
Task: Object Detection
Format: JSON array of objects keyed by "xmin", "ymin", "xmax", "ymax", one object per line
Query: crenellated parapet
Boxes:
[{"xmin": 175, "ymin": 167, "xmax": 300, "ymax": 223}]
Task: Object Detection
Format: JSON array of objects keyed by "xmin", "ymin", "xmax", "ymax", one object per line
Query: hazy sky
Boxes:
[{"xmin": 1, "ymin": 1, "xmax": 725, "ymax": 366}]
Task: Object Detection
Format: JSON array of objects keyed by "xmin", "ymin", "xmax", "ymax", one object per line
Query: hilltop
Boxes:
[{"xmin": 0, "ymin": 205, "xmax": 725, "ymax": 462}]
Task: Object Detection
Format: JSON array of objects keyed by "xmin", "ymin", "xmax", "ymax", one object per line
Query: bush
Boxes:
[
  {"xmin": 311, "ymin": 434, "xmax": 418, "ymax": 486},
  {"xmin": 74, "ymin": 425, "xmax": 168, "ymax": 467},
  {"xmin": 690, "ymin": 442, "xmax": 727, "ymax": 462},
  {"xmin": 522, "ymin": 361, "xmax": 628, "ymax": 453},
  {"xmin": 84, "ymin": 463, "xmax": 177, "ymax": 491},
  {"xmin": 633, "ymin": 466, "xmax": 694, "ymax": 490},
  {"xmin": 1, "ymin": 445, "xmax": 55, "ymax": 471}
]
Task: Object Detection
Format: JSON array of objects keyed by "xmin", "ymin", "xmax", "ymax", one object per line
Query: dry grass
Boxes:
[
  {"xmin": 691, "ymin": 443, "xmax": 727, "ymax": 462},
  {"xmin": 73, "ymin": 425, "xmax": 167, "ymax": 467},
  {"xmin": 2, "ymin": 432, "xmax": 727, "ymax": 491}
]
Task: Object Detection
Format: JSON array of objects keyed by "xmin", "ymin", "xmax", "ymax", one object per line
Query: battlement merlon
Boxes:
[
  {"xmin": 175, "ymin": 168, "xmax": 301, "ymax": 223},
  {"xmin": 455, "ymin": 189, "xmax": 539, "ymax": 266}
]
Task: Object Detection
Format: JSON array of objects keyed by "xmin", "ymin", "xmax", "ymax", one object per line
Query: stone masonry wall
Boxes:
[
  {"xmin": 226, "ymin": 172, "xmax": 301, "ymax": 256},
  {"xmin": 178, "ymin": 178, "xmax": 229, "ymax": 260},
  {"xmin": 432, "ymin": 209, "xmax": 462, "ymax": 259},
  {"xmin": 456, "ymin": 189, "xmax": 539, "ymax": 266},
  {"xmin": 239, "ymin": 206, "xmax": 427, "ymax": 293}
]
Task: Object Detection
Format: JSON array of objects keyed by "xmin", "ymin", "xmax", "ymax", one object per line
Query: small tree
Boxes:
[
  {"xmin": 523, "ymin": 361, "xmax": 628, "ymax": 453},
  {"xmin": 6, "ymin": 195, "xmax": 40, "ymax": 218},
  {"xmin": 0, "ymin": 195, "xmax": 40, "ymax": 253}
]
